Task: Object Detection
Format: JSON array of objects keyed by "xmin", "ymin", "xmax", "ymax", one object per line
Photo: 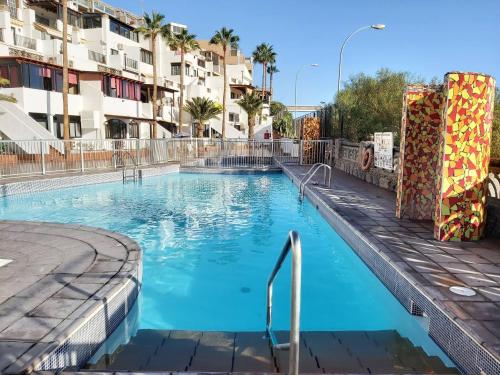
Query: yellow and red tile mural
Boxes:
[
  {"xmin": 396, "ymin": 85, "xmax": 444, "ymax": 220},
  {"xmin": 434, "ymin": 72, "xmax": 496, "ymax": 241},
  {"xmin": 396, "ymin": 72, "xmax": 496, "ymax": 241}
]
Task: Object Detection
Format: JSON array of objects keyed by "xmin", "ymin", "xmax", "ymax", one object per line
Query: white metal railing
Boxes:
[
  {"xmin": 124, "ymin": 55, "xmax": 138, "ymax": 71},
  {"xmin": 0, "ymin": 139, "xmax": 333, "ymax": 178},
  {"xmin": 14, "ymin": 34, "xmax": 36, "ymax": 50},
  {"xmin": 88, "ymin": 50, "xmax": 106, "ymax": 64},
  {"xmin": 266, "ymin": 230, "xmax": 302, "ymax": 375}
]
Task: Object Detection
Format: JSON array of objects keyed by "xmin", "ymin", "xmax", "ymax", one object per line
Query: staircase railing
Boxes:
[{"xmin": 266, "ymin": 230, "xmax": 302, "ymax": 375}]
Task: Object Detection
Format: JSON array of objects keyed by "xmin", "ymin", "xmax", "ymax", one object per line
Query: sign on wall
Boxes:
[{"xmin": 374, "ymin": 132, "xmax": 394, "ymax": 170}]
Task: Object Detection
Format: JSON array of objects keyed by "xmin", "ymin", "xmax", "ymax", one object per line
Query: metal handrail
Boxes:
[
  {"xmin": 299, "ymin": 163, "xmax": 332, "ymax": 199},
  {"xmin": 266, "ymin": 230, "xmax": 302, "ymax": 375}
]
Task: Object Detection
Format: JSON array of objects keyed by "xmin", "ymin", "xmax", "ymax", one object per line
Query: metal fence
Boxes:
[{"xmin": 0, "ymin": 138, "xmax": 333, "ymax": 178}]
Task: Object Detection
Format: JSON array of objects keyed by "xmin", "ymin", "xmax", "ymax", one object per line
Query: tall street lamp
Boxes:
[
  {"xmin": 337, "ymin": 24, "xmax": 385, "ymax": 138},
  {"xmin": 294, "ymin": 63, "xmax": 319, "ymax": 137}
]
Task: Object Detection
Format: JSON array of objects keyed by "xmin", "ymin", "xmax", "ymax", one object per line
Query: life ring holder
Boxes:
[{"xmin": 360, "ymin": 146, "xmax": 374, "ymax": 171}]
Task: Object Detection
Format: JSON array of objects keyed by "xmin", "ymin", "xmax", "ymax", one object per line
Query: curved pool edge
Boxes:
[
  {"xmin": 0, "ymin": 221, "xmax": 142, "ymax": 374},
  {"xmin": 282, "ymin": 164, "xmax": 499, "ymax": 375}
]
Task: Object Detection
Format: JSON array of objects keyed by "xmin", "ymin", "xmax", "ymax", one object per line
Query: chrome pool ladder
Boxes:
[
  {"xmin": 299, "ymin": 163, "xmax": 332, "ymax": 200},
  {"xmin": 266, "ymin": 231, "xmax": 302, "ymax": 375}
]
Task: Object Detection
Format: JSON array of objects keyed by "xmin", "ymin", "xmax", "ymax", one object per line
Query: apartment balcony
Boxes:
[
  {"xmin": 164, "ymin": 80, "xmax": 173, "ymax": 88},
  {"xmin": 159, "ymin": 105, "xmax": 179, "ymax": 124},
  {"xmin": 13, "ymin": 34, "xmax": 37, "ymax": 50},
  {"xmin": 124, "ymin": 55, "xmax": 138, "ymax": 72},
  {"xmin": 88, "ymin": 50, "xmax": 106, "ymax": 64},
  {"xmin": 213, "ymin": 65, "xmax": 222, "ymax": 75},
  {"xmin": 75, "ymin": 0, "xmax": 91, "ymax": 9}
]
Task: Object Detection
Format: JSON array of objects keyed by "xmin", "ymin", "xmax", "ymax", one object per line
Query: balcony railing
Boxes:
[
  {"xmin": 88, "ymin": 50, "xmax": 106, "ymax": 64},
  {"xmin": 124, "ymin": 55, "xmax": 138, "ymax": 72},
  {"xmin": 76, "ymin": 0, "xmax": 91, "ymax": 9},
  {"xmin": 13, "ymin": 34, "xmax": 37, "ymax": 50},
  {"xmin": 8, "ymin": 3, "xmax": 17, "ymax": 19}
]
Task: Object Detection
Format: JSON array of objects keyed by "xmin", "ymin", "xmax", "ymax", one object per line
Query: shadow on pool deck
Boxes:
[{"xmin": 284, "ymin": 164, "xmax": 500, "ymax": 366}]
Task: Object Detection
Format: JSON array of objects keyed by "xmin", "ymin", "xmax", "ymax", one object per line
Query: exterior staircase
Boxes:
[
  {"xmin": 87, "ymin": 330, "xmax": 458, "ymax": 374},
  {"xmin": 210, "ymin": 121, "xmax": 247, "ymax": 139},
  {"xmin": 0, "ymin": 101, "xmax": 64, "ymax": 153}
]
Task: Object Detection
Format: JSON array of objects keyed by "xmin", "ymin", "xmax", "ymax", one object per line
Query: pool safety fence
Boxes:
[{"xmin": 0, "ymin": 139, "xmax": 333, "ymax": 178}]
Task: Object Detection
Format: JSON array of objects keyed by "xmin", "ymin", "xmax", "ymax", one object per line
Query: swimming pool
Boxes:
[{"xmin": 0, "ymin": 172, "xmax": 453, "ymax": 365}]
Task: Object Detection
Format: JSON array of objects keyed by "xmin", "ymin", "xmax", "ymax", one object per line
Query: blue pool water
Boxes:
[{"xmin": 0, "ymin": 173, "xmax": 450, "ymax": 361}]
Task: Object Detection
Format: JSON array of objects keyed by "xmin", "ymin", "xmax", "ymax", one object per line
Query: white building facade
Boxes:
[{"xmin": 0, "ymin": 0, "xmax": 272, "ymax": 141}]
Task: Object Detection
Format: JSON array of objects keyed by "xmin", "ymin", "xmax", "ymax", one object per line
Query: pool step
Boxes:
[{"xmin": 87, "ymin": 330, "xmax": 458, "ymax": 374}]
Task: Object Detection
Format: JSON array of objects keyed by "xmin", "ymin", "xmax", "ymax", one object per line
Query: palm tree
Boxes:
[
  {"xmin": 237, "ymin": 92, "xmax": 263, "ymax": 140},
  {"xmin": 267, "ymin": 64, "xmax": 279, "ymax": 102},
  {"xmin": 62, "ymin": 0, "xmax": 69, "ymax": 144},
  {"xmin": 184, "ymin": 97, "xmax": 223, "ymax": 138},
  {"xmin": 167, "ymin": 28, "xmax": 199, "ymax": 134},
  {"xmin": 252, "ymin": 43, "xmax": 275, "ymax": 100},
  {"xmin": 137, "ymin": 12, "xmax": 169, "ymax": 139},
  {"xmin": 210, "ymin": 27, "xmax": 240, "ymax": 139}
]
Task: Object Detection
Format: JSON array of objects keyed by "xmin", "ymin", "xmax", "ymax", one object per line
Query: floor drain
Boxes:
[
  {"xmin": 240, "ymin": 287, "xmax": 251, "ymax": 293},
  {"xmin": 449, "ymin": 286, "xmax": 476, "ymax": 296}
]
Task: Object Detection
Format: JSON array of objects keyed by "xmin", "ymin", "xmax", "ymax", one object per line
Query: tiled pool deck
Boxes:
[
  {"xmin": 283, "ymin": 164, "xmax": 500, "ymax": 374},
  {"xmin": 0, "ymin": 221, "xmax": 142, "ymax": 373}
]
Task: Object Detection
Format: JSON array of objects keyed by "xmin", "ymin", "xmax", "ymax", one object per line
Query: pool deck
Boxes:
[
  {"xmin": 283, "ymin": 164, "xmax": 500, "ymax": 372},
  {"xmin": 0, "ymin": 221, "xmax": 141, "ymax": 374}
]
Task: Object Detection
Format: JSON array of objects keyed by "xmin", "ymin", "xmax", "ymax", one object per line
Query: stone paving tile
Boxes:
[
  {"xmin": 0, "ymin": 317, "xmax": 62, "ymax": 341},
  {"xmin": 284, "ymin": 165, "xmax": 500, "ymax": 369},
  {"xmin": 29, "ymin": 298, "xmax": 84, "ymax": 319},
  {"xmin": 0, "ymin": 221, "xmax": 140, "ymax": 373},
  {"xmin": 54, "ymin": 283, "xmax": 105, "ymax": 300},
  {"xmin": 0, "ymin": 341, "xmax": 34, "ymax": 371}
]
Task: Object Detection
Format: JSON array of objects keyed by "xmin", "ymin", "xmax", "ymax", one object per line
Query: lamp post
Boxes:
[
  {"xmin": 294, "ymin": 63, "xmax": 319, "ymax": 137},
  {"xmin": 337, "ymin": 24, "xmax": 385, "ymax": 138}
]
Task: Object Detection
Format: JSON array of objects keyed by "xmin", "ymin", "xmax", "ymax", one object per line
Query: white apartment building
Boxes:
[{"xmin": 0, "ymin": 0, "xmax": 272, "ymax": 142}]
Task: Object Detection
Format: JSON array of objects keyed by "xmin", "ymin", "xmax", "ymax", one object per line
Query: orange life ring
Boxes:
[{"xmin": 360, "ymin": 147, "xmax": 374, "ymax": 171}]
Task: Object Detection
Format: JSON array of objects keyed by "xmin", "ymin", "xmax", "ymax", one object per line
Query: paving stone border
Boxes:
[
  {"xmin": 0, "ymin": 221, "xmax": 142, "ymax": 373},
  {"xmin": 283, "ymin": 164, "xmax": 500, "ymax": 375}
]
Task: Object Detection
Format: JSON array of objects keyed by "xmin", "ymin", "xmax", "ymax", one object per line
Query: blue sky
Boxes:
[{"xmin": 107, "ymin": 0, "xmax": 499, "ymax": 106}]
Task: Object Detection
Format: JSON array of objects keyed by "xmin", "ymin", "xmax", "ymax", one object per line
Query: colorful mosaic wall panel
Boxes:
[
  {"xmin": 434, "ymin": 72, "xmax": 496, "ymax": 241},
  {"xmin": 396, "ymin": 85, "xmax": 444, "ymax": 220}
]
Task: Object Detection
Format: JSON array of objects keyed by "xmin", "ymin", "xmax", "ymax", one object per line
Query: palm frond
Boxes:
[{"xmin": 237, "ymin": 92, "xmax": 263, "ymax": 117}]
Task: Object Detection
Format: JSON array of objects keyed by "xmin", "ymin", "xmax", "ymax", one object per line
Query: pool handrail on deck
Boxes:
[
  {"xmin": 299, "ymin": 163, "xmax": 332, "ymax": 199},
  {"xmin": 266, "ymin": 230, "xmax": 302, "ymax": 375}
]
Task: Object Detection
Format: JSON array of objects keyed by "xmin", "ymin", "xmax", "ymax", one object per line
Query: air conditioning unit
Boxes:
[
  {"xmin": 117, "ymin": 43, "xmax": 124, "ymax": 51},
  {"xmin": 47, "ymin": 57, "xmax": 56, "ymax": 64}
]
